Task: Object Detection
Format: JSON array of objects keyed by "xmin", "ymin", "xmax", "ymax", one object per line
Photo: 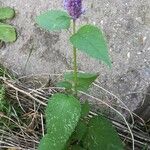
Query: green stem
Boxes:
[{"xmin": 73, "ymin": 20, "xmax": 78, "ymax": 96}]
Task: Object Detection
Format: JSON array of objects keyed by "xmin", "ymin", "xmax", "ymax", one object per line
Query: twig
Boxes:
[
  {"xmin": 93, "ymin": 82, "xmax": 135, "ymax": 125},
  {"xmin": 41, "ymin": 114, "xmax": 44, "ymax": 137},
  {"xmin": 4, "ymin": 80, "xmax": 47, "ymax": 106}
]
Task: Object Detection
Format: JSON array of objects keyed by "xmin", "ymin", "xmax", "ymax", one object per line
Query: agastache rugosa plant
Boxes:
[
  {"xmin": 36, "ymin": 1, "xmax": 124, "ymax": 150},
  {"xmin": 64, "ymin": 0, "xmax": 84, "ymax": 95}
]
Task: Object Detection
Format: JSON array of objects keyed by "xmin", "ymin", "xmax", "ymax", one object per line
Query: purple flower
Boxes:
[{"xmin": 63, "ymin": 0, "xmax": 83, "ymax": 20}]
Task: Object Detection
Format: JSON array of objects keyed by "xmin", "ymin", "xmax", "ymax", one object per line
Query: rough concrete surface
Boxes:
[{"xmin": 0, "ymin": 0, "xmax": 150, "ymax": 112}]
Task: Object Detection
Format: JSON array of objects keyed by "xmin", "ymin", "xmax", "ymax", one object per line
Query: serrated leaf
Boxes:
[
  {"xmin": 64, "ymin": 72, "xmax": 98, "ymax": 91},
  {"xmin": 36, "ymin": 10, "xmax": 71, "ymax": 31},
  {"xmin": 81, "ymin": 101, "xmax": 90, "ymax": 118},
  {"xmin": 0, "ymin": 23, "xmax": 16, "ymax": 42},
  {"xmin": 83, "ymin": 116, "xmax": 124, "ymax": 150},
  {"xmin": 0, "ymin": 7, "xmax": 15, "ymax": 20},
  {"xmin": 38, "ymin": 93, "xmax": 81, "ymax": 150},
  {"xmin": 56, "ymin": 81, "xmax": 72, "ymax": 89},
  {"xmin": 70, "ymin": 25, "xmax": 111, "ymax": 67}
]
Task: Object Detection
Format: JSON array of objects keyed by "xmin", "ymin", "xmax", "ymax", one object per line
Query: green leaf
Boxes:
[
  {"xmin": 81, "ymin": 101, "xmax": 90, "ymax": 118},
  {"xmin": 36, "ymin": 10, "xmax": 71, "ymax": 31},
  {"xmin": 71, "ymin": 145, "xmax": 85, "ymax": 150},
  {"xmin": 71, "ymin": 120, "xmax": 87, "ymax": 142},
  {"xmin": 38, "ymin": 93, "xmax": 81, "ymax": 150},
  {"xmin": 0, "ymin": 23, "xmax": 16, "ymax": 42},
  {"xmin": 38, "ymin": 134, "xmax": 52, "ymax": 150},
  {"xmin": 83, "ymin": 116, "xmax": 124, "ymax": 150},
  {"xmin": 56, "ymin": 81, "xmax": 72, "ymax": 89},
  {"xmin": 64, "ymin": 72, "xmax": 98, "ymax": 91},
  {"xmin": 0, "ymin": 7, "xmax": 15, "ymax": 20},
  {"xmin": 70, "ymin": 25, "xmax": 111, "ymax": 67}
]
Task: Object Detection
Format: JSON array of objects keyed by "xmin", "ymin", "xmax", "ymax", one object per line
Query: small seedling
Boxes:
[{"xmin": 36, "ymin": 0, "xmax": 124, "ymax": 149}]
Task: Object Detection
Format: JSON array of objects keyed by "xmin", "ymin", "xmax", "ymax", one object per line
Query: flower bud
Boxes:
[{"xmin": 63, "ymin": 0, "xmax": 83, "ymax": 20}]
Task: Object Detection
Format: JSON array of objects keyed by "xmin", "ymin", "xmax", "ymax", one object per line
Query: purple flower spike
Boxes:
[{"xmin": 63, "ymin": 0, "xmax": 83, "ymax": 20}]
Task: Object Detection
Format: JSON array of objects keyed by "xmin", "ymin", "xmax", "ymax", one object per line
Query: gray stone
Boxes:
[{"xmin": 0, "ymin": 0, "xmax": 150, "ymax": 112}]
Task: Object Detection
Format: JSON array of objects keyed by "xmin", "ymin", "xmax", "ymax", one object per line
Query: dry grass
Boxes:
[{"xmin": 0, "ymin": 76, "xmax": 149, "ymax": 150}]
